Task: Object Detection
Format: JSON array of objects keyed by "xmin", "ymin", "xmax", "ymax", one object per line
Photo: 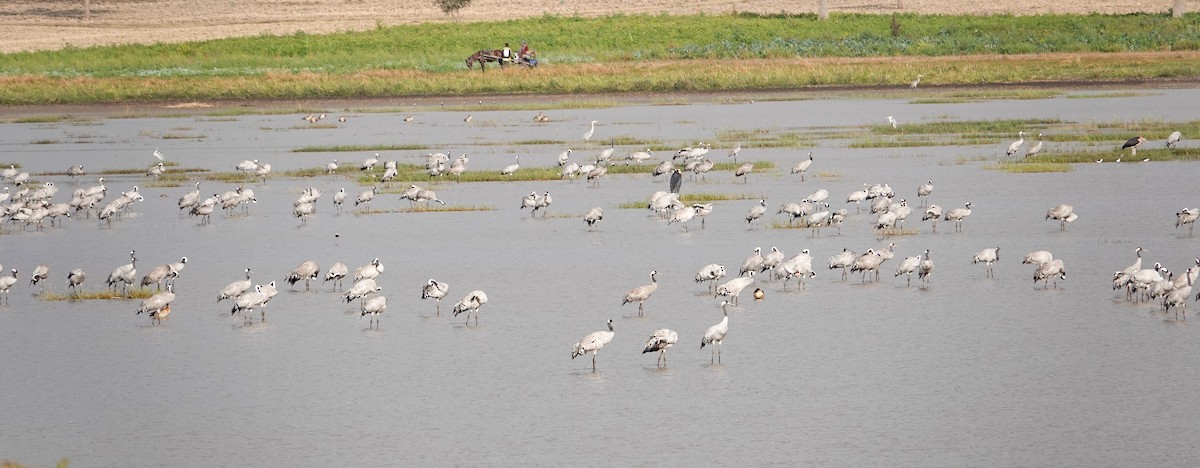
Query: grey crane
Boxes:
[
  {"xmin": 895, "ymin": 253, "xmax": 921, "ymax": 287},
  {"xmin": 728, "ymin": 141, "xmax": 742, "ymax": 161},
  {"xmin": 622, "ymin": 270, "xmax": 658, "ymax": 316},
  {"xmin": 740, "ymin": 247, "xmax": 765, "ymax": 277},
  {"xmin": 778, "ymin": 250, "xmax": 816, "ymax": 290},
  {"xmin": 218, "ymin": 268, "xmax": 252, "ymax": 302},
  {"xmin": 333, "ymin": 188, "xmax": 346, "ymax": 213},
  {"xmin": 667, "ymin": 204, "xmax": 696, "ymax": 231},
  {"xmin": 421, "ymin": 279, "xmax": 450, "ymax": 315},
  {"xmin": 361, "ymin": 295, "xmax": 387, "ymax": 329},
  {"xmin": 361, "ymin": 153, "xmax": 379, "ymax": 171},
  {"xmin": 557, "ymin": 149, "xmax": 572, "ymax": 166},
  {"xmin": 178, "ymin": 182, "xmax": 201, "ymax": 212},
  {"xmin": 286, "ymin": 260, "xmax": 320, "ymax": 290},
  {"xmin": 519, "ymin": 191, "xmax": 539, "ymax": 214},
  {"xmin": 586, "ymin": 164, "xmax": 607, "ymax": 187},
  {"xmin": 1023, "ymin": 250, "xmax": 1054, "ymax": 267},
  {"xmin": 918, "ymin": 250, "xmax": 934, "ymax": 286},
  {"xmin": 716, "ymin": 272, "xmax": 755, "ymax": 305},
  {"xmin": 355, "ymin": 186, "xmax": 377, "ymax": 212},
  {"xmin": 1045, "ymin": 204, "xmax": 1077, "ymax": 231},
  {"xmin": 760, "ymin": 247, "xmax": 785, "ymax": 275},
  {"xmin": 354, "ymin": 258, "xmax": 384, "ymax": 282},
  {"xmin": 584, "ymin": 207, "xmax": 604, "ymax": 231},
  {"xmin": 745, "ymin": 199, "xmax": 768, "ymax": 229},
  {"xmin": 344, "ymin": 278, "xmax": 381, "ymax": 304},
  {"xmin": 922, "ymin": 204, "xmax": 943, "ymax": 232},
  {"xmin": 972, "ymin": 247, "xmax": 1001, "ymax": 278},
  {"xmin": 1026, "ymin": 133, "xmax": 1045, "ymax": 158},
  {"xmin": 887, "ymin": 115, "xmax": 897, "ymax": 129},
  {"xmin": 30, "ymin": 264, "xmax": 49, "ymax": 287},
  {"xmin": 1034, "ymin": 259, "xmax": 1067, "ymax": 289},
  {"xmin": 916, "ymin": 179, "xmax": 933, "ymax": 206},
  {"xmin": 692, "ymin": 203, "xmax": 714, "ymax": 228},
  {"xmin": 1163, "ymin": 273, "xmax": 1191, "ymax": 317},
  {"xmin": 293, "ymin": 202, "xmax": 315, "ymax": 226},
  {"xmin": 0, "ymin": 269, "xmax": 17, "ymax": 304},
  {"xmin": 695, "ymin": 263, "xmax": 727, "ymax": 293},
  {"xmin": 1176, "ymin": 208, "xmax": 1198, "ymax": 236},
  {"xmin": 651, "ymin": 160, "xmax": 673, "ymax": 178},
  {"xmin": 571, "ymin": 319, "xmax": 614, "ymax": 372},
  {"xmin": 1006, "ymin": 131, "xmax": 1026, "ymax": 156},
  {"xmin": 701, "ymin": 301, "xmax": 731, "ymax": 364},
  {"xmin": 106, "ymin": 251, "xmax": 138, "ymax": 296},
  {"xmin": 1167, "ymin": 131, "xmax": 1182, "ymax": 148},
  {"xmin": 324, "ymin": 262, "xmax": 349, "ymax": 291},
  {"xmin": 944, "ymin": 202, "xmax": 972, "ymax": 232},
  {"xmin": 324, "ymin": 159, "xmax": 339, "ymax": 175},
  {"xmin": 66, "ymin": 268, "xmax": 85, "ymax": 296},
  {"xmin": 850, "ymin": 249, "xmax": 886, "ymax": 283},
  {"xmin": 230, "ymin": 283, "xmax": 274, "ymax": 324},
  {"xmin": 642, "ymin": 328, "xmax": 679, "ymax": 368},
  {"xmin": 452, "ymin": 289, "xmax": 489, "ymax": 326},
  {"xmin": 67, "ymin": 164, "xmax": 85, "ymax": 183},
  {"xmin": 137, "ymin": 282, "xmax": 175, "ymax": 325},
  {"xmin": 734, "ymin": 162, "xmax": 754, "ymax": 184},
  {"xmin": 828, "ymin": 248, "xmax": 856, "ymax": 281},
  {"xmin": 413, "ymin": 189, "xmax": 445, "ymax": 208},
  {"xmin": 791, "ymin": 152, "xmax": 814, "ymax": 181},
  {"xmin": 448, "ymin": 154, "xmax": 468, "ymax": 180}
]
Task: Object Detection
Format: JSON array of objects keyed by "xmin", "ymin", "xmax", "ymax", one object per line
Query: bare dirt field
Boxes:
[{"xmin": 0, "ymin": 0, "xmax": 1182, "ymax": 54}]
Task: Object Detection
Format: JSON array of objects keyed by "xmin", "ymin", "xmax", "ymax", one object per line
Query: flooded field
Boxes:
[{"xmin": 3, "ymin": 87, "xmax": 1200, "ymax": 466}]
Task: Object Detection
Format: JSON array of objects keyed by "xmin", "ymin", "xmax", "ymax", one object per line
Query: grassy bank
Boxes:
[{"xmin": 0, "ymin": 12, "xmax": 1198, "ymax": 104}]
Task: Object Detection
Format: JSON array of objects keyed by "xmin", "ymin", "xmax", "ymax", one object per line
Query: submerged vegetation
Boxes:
[{"xmin": 0, "ymin": 13, "xmax": 1198, "ymax": 104}]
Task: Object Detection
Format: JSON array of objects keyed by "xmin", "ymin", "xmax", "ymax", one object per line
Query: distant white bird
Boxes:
[
  {"xmin": 361, "ymin": 154, "xmax": 379, "ymax": 171},
  {"xmin": 1034, "ymin": 259, "xmax": 1067, "ymax": 289},
  {"xmin": 887, "ymin": 115, "xmax": 897, "ymax": 129},
  {"xmin": 746, "ymin": 199, "xmax": 768, "ymax": 229},
  {"xmin": 153, "ymin": 147, "xmax": 165, "ymax": 161},
  {"xmin": 1166, "ymin": 131, "xmax": 1182, "ymax": 148},
  {"xmin": 622, "ymin": 270, "xmax": 659, "ymax": 316},
  {"xmin": 1026, "ymin": 133, "xmax": 1045, "ymax": 157},
  {"xmin": 1176, "ymin": 208, "xmax": 1199, "ymax": 236},
  {"xmin": 420, "ymin": 279, "xmax": 450, "ymax": 315},
  {"xmin": 65, "ymin": 268, "xmax": 86, "ymax": 295},
  {"xmin": 701, "ymin": 301, "xmax": 731, "ymax": 364},
  {"xmin": 642, "ymin": 328, "xmax": 679, "ymax": 368},
  {"xmin": 734, "ymin": 162, "xmax": 754, "ymax": 184},
  {"xmin": 218, "ymin": 268, "xmax": 252, "ymax": 302},
  {"xmin": 695, "ymin": 263, "xmax": 727, "ymax": 293},
  {"xmin": 582, "ymin": 120, "xmax": 598, "ymax": 141},
  {"xmin": 501, "ymin": 155, "xmax": 520, "ymax": 176},
  {"xmin": 1045, "ymin": 204, "xmax": 1077, "ymax": 231},
  {"xmin": 791, "ymin": 152, "xmax": 814, "ymax": 181},
  {"xmin": 324, "ymin": 262, "xmax": 349, "ymax": 291},
  {"xmin": 972, "ymin": 247, "xmax": 1000, "ymax": 278},
  {"xmin": 668, "ymin": 205, "xmax": 697, "ymax": 232},
  {"xmin": 944, "ymin": 202, "xmax": 973, "ymax": 232},
  {"xmin": 910, "ymin": 74, "xmax": 923, "ymax": 88},
  {"xmin": 137, "ymin": 282, "xmax": 175, "ymax": 325},
  {"xmin": 343, "ymin": 278, "xmax": 381, "ymax": 304},
  {"xmin": 353, "ymin": 258, "xmax": 384, "ymax": 282},
  {"xmin": 728, "ymin": 142, "xmax": 742, "ymax": 161},
  {"xmin": 332, "ymin": 188, "xmax": 346, "ymax": 213},
  {"xmin": 0, "ymin": 269, "xmax": 16, "ymax": 305},
  {"xmin": 1007, "ymin": 131, "xmax": 1026, "ymax": 156},
  {"xmin": 361, "ymin": 295, "xmax": 387, "ymax": 329},
  {"xmin": 716, "ymin": 272, "xmax": 755, "ymax": 305},
  {"xmin": 286, "ymin": 260, "xmax": 321, "ymax": 290},
  {"xmin": 452, "ymin": 290, "xmax": 489, "ymax": 326},
  {"xmin": 236, "ymin": 159, "xmax": 260, "ymax": 173},
  {"xmin": 918, "ymin": 250, "xmax": 934, "ymax": 286},
  {"xmin": 355, "ymin": 186, "xmax": 377, "ymax": 211},
  {"xmin": 895, "ymin": 254, "xmax": 921, "ymax": 287},
  {"xmin": 325, "ymin": 159, "xmax": 339, "ymax": 174},
  {"xmin": 916, "ymin": 179, "xmax": 933, "ymax": 205},
  {"xmin": 571, "ymin": 319, "xmax": 615, "ymax": 372},
  {"xmin": 584, "ymin": 207, "xmax": 604, "ymax": 230}
]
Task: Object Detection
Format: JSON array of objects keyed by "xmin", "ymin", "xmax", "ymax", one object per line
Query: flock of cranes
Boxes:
[{"xmin": 0, "ymin": 111, "xmax": 1193, "ymax": 373}]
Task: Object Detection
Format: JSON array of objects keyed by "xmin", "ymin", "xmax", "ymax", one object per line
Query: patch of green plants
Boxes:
[
  {"xmin": 909, "ymin": 89, "xmax": 1064, "ymax": 104},
  {"xmin": 984, "ymin": 161, "xmax": 1073, "ymax": 173},
  {"xmin": 400, "ymin": 204, "xmax": 495, "ymax": 213},
  {"xmin": 292, "ymin": 144, "xmax": 428, "ymax": 152},
  {"xmin": 2, "ymin": 13, "xmax": 1199, "ymax": 104}
]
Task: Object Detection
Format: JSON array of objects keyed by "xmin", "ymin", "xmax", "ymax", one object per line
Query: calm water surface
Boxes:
[{"xmin": 2, "ymin": 88, "xmax": 1200, "ymax": 466}]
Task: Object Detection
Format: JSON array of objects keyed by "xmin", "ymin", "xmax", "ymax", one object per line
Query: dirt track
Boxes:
[{"xmin": 0, "ymin": 0, "xmax": 1180, "ymax": 54}]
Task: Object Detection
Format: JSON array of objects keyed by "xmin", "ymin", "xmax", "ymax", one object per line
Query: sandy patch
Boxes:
[{"xmin": 0, "ymin": 0, "xmax": 1181, "ymax": 53}]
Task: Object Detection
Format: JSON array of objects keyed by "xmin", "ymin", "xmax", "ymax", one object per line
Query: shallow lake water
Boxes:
[{"xmin": 3, "ymin": 88, "xmax": 1200, "ymax": 466}]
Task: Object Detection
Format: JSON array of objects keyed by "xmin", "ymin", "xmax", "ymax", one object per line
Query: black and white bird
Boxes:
[
  {"xmin": 642, "ymin": 328, "xmax": 678, "ymax": 368},
  {"xmin": 571, "ymin": 319, "xmax": 615, "ymax": 372},
  {"xmin": 1121, "ymin": 136, "xmax": 1146, "ymax": 156},
  {"xmin": 421, "ymin": 279, "xmax": 450, "ymax": 315}
]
